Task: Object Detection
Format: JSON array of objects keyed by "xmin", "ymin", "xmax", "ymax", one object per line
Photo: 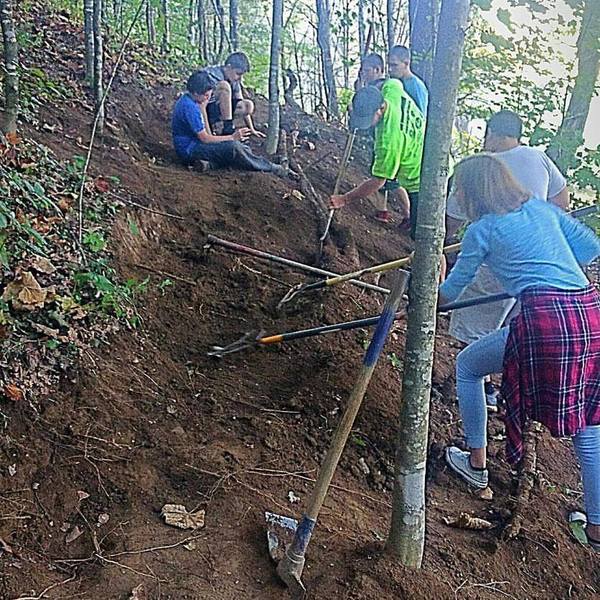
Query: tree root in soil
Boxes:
[{"xmin": 501, "ymin": 425, "xmax": 538, "ymax": 541}]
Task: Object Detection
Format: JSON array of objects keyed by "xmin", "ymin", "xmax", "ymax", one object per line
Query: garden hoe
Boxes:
[{"xmin": 266, "ymin": 270, "xmax": 410, "ymax": 599}]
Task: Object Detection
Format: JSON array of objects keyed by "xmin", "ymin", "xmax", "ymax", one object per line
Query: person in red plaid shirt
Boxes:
[{"xmin": 439, "ymin": 154, "xmax": 600, "ymax": 551}]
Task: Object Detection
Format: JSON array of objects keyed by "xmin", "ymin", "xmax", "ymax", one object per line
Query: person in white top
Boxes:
[{"xmin": 445, "ymin": 110, "xmax": 569, "ymax": 406}]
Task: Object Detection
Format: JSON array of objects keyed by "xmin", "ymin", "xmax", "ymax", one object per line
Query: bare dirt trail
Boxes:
[{"xmin": 1, "ymin": 9, "xmax": 599, "ymax": 600}]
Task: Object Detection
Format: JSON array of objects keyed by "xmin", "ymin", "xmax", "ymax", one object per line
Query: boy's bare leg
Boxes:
[
  {"xmin": 214, "ymin": 80, "xmax": 233, "ymax": 121},
  {"xmin": 396, "ymin": 187, "xmax": 411, "ymax": 221}
]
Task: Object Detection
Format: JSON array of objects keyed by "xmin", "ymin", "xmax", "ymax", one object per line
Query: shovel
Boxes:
[
  {"xmin": 319, "ymin": 129, "xmax": 357, "ymax": 253},
  {"xmin": 268, "ymin": 270, "xmax": 410, "ymax": 599}
]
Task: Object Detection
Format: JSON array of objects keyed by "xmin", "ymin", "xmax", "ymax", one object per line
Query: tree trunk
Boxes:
[
  {"xmin": 146, "ymin": 1, "xmax": 156, "ymax": 47},
  {"xmin": 387, "ymin": 0, "xmax": 395, "ymax": 49},
  {"xmin": 197, "ymin": 0, "xmax": 208, "ymax": 61},
  {"xmin": 358, "ymin": 0, "xmax": 366, "ymax": 56},
  {"xmin": 161, "ymin": 0, "xmax": 170, "ymax": 53},
  {"xmin": 315, "ymin": 0, "xmax": 339, "ymax": 118},
  {"xmin": 188, "ymin": 0, "xmax": 197, "ymax": 46},
  {"xmin": 229, "ymin": 0, "xmax": 238, "ymax": 51},
  {"xmin": 387, "ymin": 0, "xmax": 471, "ymax": 568},
  {"xmin": 408, "ymin": 0, "xmax": 441, "ymax": 87},
  {"xmin": 0, "ymin": 0, "xmax": 18, "ymax": 135},
  {"xmin": 84, "ymin": 0, "xmax": 95, "ymax": 86},
  {"xmin": 546, "ymin": 0, "xmax": 600, "ymax": 173},
  {"xmin": 93, "ymin": 0, "xmax": 104, "ymax": 136},
  {"xmin": 214, "ymin": 0, "xmax": 227, "ymax": 58},
  {"xmin": 266, "ymin": 0, "xmax": 283, "ymax": 155}
]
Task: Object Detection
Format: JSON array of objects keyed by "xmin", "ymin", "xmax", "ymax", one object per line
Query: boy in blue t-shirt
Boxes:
[
  {"xmin": 171, "ymin": 71, "xmax": 285, "ymax": 175},
  {"xmin": 387, "ymin": 45, "xmax": 429, "ymax": 116}
]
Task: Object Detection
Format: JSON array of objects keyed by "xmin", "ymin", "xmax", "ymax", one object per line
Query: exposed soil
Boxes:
[{"xmin": 1, "ymin": 8, "xmax": 599, "ymax": 600}]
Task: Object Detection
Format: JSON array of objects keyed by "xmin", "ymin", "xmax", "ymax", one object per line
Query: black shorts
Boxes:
[{"xmin": 206, "ymin": 98, "xmax": 242, "ymax": 125}]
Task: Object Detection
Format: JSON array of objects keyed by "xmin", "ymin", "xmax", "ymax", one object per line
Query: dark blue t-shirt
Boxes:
[
  {"xmin": 402, "ymin": 75, "xmax": 429, "ymax": 115},
  {"xmin": 172, "ymin": 93, "xmax": 205, "ymax": 162}
]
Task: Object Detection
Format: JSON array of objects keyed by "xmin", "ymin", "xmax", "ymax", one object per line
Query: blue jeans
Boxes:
[
  {"xmin": 190, "ymin": 140, "xmax": 276, "ymax": 172},
  {"xmin": 456, "ymin": 327, "xmax": 600, "ymax": 525}
]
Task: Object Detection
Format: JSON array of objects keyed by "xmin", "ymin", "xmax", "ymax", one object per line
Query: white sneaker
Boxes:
[{"xmin": 445, "ymin": 446, "xmax": 489, "ymax": 489}]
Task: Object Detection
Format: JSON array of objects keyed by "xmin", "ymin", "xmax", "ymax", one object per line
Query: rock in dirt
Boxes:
[
  {"xmin": 161, "ymin": 504, "xmax": 205, "ymax": 530},
  {"xmin": 443, "ymin": 512, "xmax": 494, "ymax": 530},
  {"xmin": 475, "ymin": 487, "xmax": 494, "ymax": 501},
  {"xmin": 358, "ymin": 458, "xmax": 370, "ymax": 476},
  {"xmin": 65, "ymin": 525, "xmax": 83, "ymax": 544}
]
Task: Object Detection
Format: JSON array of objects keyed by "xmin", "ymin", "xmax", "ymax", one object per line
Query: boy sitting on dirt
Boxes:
[
  {"xmin": 203, "ymin": 52, "xmax": 265, "ymax": 138},
  {"xmin": 171, "ymin": 70, "xmax": 286, "ymax": 175},
  {"xmin": 329, "ymin": 80, "xmax": 425, "ymax": 238}
]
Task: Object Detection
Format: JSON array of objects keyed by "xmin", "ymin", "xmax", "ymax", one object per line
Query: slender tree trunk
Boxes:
[
  {"xmin": 198, "ymin": 0, "xmax": 208, "ymax": 61},
  {"xmin": 315, "ymin": 0, "xmax": 339, "ymax": 118},
  {"xmin": 146, "ymin": 1, "xmax": 156, "ymax": 47},
  {"xmin": 188, "ymin": 0, "xmax": 198, "ymax": 45},
  {"xmin": 387, "ymin": 0, "xmax": 395, "ymax": 49},
  {"xmin": 214, "ymin": 0, "xmax": 227, "ymax": 57},
  {"xmin": 266, "ymin": 0, "xmax": 283, "ymax": 155},
  {"xmin": 93, "ymin": 0, "xmax": 105, "ymax": 136},
  {"xmin": 408, "ymin": 0, "xmax": 441, "ymax": 87},
  {"xmin": 161, "ymin": 0, "xmax": 170, "ymax": 53},
  {"xmin": 546, "ymin": 0, "xmax": 600, "ymax": 173},
  {"xmin": 0, "ymin": 0, "xmax": 18, "ymax": 136},
  {"xmin": 358, "ymin": 0, "xmax": 366, "ymax": 57},
  {"xmin": 229, "ymin": 0, "xmax": 238, "ymax": 51},
  {"xmin": 387, "ymin": 0, "xmax": 471, "ymax": 568},
  {"xmin": 84, "ymin": 0, "xmax": 95, "ymax": 86}
]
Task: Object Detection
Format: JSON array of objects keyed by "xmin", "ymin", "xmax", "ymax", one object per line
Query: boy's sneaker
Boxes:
[
  {"xmin": 271, "ymin": 164, "xmax": 289, "ymax": 178},
  {"xmin": 485, "ymin": 382, "xmax": 499, "ymax": 412},
  {"xmin": 193, "ymin": 160, "xmax": 212, "ymax": 173},
  {"xmin": 445, "ymin": 446, "xmax": 489, "ymax": 489},
  {"xmin": 374, "ymin": 210, "xmax": 391, "ymax": 223}
]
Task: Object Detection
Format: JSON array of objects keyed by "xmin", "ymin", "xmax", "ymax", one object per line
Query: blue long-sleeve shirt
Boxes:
[{"xmin": 440, "ymin": 198, "xmax": 600, "ymax": 303}]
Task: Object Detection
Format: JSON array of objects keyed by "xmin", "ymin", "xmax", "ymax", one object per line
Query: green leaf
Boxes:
[
  {"xmin": 496, "ymin": 8, "xmax": 515, "ymax": 32},
  {"xmin": 473, "ymin": 0, "xmax": 493, "ymax": 9},
  {"xmin": 128, "ymin": 216, "xmax": 140, "ymax": 237}
]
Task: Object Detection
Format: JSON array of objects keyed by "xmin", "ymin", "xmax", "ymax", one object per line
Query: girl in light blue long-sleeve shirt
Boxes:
[{"xmin": 438, "ymin": 153, "xmax": 600, "ymax": 550}]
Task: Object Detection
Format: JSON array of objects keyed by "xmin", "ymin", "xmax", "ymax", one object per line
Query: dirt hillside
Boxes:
[{"xmin": 1, "ymin": 7, "xmax": 599, "ymax": 600}]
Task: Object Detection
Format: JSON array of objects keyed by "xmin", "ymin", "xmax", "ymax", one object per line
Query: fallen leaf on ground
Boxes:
[
  {"xmin": 3, "ymin": 384, "xmax": 24, "ymax": 402},
  {"xmin": 77, "ymin": 490, "xmax": 90, "ymax": 501},
  {"xmin": 161, "ymin": 504, "xmax": 205, "ymax": 530},
  {"xmin": 94, "ymin": 177, "xmax": 110, "ymax": 194},
  {"xmin": 31, "ymin": 256, "xmax": 56, "ymax": 274},
  {"xmin": 2, "ymin": 272, "xmax": 52, "ymax": 311},
  {"xmin": 443, "ymin": 512, "xmax": 494, "ymax": 530}
]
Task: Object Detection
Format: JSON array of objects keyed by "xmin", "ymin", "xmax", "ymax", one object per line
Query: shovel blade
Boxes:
[{"xmin": 265, "ymin": 511, "xmax": 298, "ymax": 563}]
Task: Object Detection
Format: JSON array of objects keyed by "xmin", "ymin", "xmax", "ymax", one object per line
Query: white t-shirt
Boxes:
[{"xmin": 446, "ymin": 145, "xmax": 567, "ymax": 344}]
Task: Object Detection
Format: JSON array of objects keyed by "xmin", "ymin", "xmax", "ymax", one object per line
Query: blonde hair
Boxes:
[{"xmin": 453, "ymin": 153, "xmax": 530, "ymax": 222}]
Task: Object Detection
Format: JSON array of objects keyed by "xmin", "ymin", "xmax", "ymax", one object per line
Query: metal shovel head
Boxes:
[{"xmin": 265, "ymin": 511, "xmax": 298, "ymax": 563}]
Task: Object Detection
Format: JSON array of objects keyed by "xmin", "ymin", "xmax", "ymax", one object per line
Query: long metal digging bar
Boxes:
[
  {"xmin": 279, "ymin": 241, "xmax": 461, "ymax": 306},
  {"xmin": 319, "ymin": 129, "xmax": 357, "ymax": 245},
  {"xmin": 275, "ymin": 270, "xmax": 410, "ymax": 599},
  {"xmin": 207, "ymin": 291, "xmax": 513, "ymax": 358},
  {"xmin": 206, "ymin": 234, "xmax": 389, "ymax": 295}
]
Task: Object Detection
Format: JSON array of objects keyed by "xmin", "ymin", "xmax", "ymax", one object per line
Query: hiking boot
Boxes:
[
  {"xmin": 445, "ymin": 446, "xmax": 489, "ymax": 489},
  {"xmin": 374, "ymin": 210, "xmax": 391, "ymax": 224}
]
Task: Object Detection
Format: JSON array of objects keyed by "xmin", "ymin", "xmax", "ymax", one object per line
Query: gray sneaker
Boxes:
[
  {"xmin": 271, "ymin": 164, "xmax": 289, "ymax": 178},
  {"xmin": 445, "ymin": 446, "xmax": 489, "ymax": 489}
]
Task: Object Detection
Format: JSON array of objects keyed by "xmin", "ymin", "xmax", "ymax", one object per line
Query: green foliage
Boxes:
[
  {"xmin": 74, "ymin": 261, "xmax": 148, "ymax": 327},
  {"xmin": 83, "ymin": 231, "xmax": 107, "ymax": 253}
]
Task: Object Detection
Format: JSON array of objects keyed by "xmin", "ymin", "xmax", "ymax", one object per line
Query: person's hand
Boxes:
[
  {"xmin": 329, "ymin": 194, "xmax": 347, "ymax": 210},
  {"xmin": 233, "ymin": 128, "xmax": 251, "ymax": 142},
  {"xmin": 250, "ymin": 128, "xmax": 266, "ymax": 138}
]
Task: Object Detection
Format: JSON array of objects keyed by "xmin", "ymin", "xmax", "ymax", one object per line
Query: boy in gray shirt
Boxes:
[{"xmin": 445, "ymin": 110, "xmax": 568, "ymax": 403}]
